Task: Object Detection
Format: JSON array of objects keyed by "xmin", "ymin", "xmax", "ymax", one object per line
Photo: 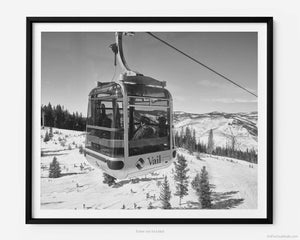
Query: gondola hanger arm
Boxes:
[{"xmin": 110, "ymin": 32, "xmax": 142, "ymax": 77}]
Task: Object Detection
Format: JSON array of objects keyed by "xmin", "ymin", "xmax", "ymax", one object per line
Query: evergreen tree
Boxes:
[
  {"xmin": 184, "ymin": 127, "xmax": 191, "ymax": 149},
  {"xmin": 159, "ymin": 176, "xmax": 172, "ymax": 209},
  {"xmin": 179, "ymin": 128, "xmax": 184, "ymax": 147},
  {"xmin": 175, "ymin": 131, "xmax": 180, "ymax": 147},
  {"xmin": 43, "ymin": 103, "xmax": 55, "ymax": 127},
  {"xmin": 207, "ymin": 129, "xmax": 214, "ymax": 154},
  {"xmin": 191, "ymin": 172, "xmax": 201, "ymax": 192},
  {"xmin": 192, "ymin": 129, "xmax": 197, "ymax": 152},
  {"xmin": 191, "ymin": 173, "xmax": 202, "ymax": 208},
  {"xmin": 44, "ymin": 131, "xmax": 50, "ymax": 142},
  {"xmin": 49, "ymin": 156, "xmax": 61, "ymax": 178},
  {"xmin": 102, "ymin": 173, "xmax": 116, "ymax": 186},
  {"xmin": 199, "ymin": 166, "xmax": 212, "ymax": 209},
  {"xmin": 173, "ymin": 154, "xmax": 189, "ymax": 205}
]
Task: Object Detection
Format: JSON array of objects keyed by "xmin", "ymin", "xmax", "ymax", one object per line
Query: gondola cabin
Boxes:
[{"xmin": 85, "ymin": 75, "xmax": 176, "ymax": 179}]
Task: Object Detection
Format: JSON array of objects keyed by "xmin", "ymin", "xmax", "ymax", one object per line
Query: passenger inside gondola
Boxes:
[
  {"xmin": 158, "ymin": 116, "xmax": 167, "ymax": 137},
  {"xmin": 132, "ymin": 116, "xmax": 156, "ymax": 140},
  {"xmin": 114, "ymin": 102, "xmax": 121, "ymax": 129},
  {"xmin": 99, "ymin": 103, "xmax": 112, "ymax": 128}
]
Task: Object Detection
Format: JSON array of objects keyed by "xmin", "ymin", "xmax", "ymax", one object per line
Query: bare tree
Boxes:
[{"xmin": 227, "ymin": 126, "xmax": 242, "ymax": 151}]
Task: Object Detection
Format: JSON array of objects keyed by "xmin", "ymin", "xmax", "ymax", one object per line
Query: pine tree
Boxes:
[
  {"xmin": 173, "ymin": 154, "xmax": 189, "ymax": 205},
  {"xmin": 199, "ymin": 166, "xmax": 212, "ymax": 209},
  {"xmin": 184, "ymin": 127, "xmax": 191, "ymax": 150},
  {"xmin": 43, "ymin": 103, "xmax": 55, "ymax": 127},
  {"xmin": 191, "ymin": 173, "xmax": 202, "ymax": 208},
  {"xmin": 192, "ymin": 129, "xmax": 197, "ymax": 152},
  {"xmin": 49, "ymin": 157, "xmax": 61, "ymax": 178},
  {"xmin": 102, "ymin": 173, "xmax": 116, "ymax": 186},
  {"xmin": 159, "ymin": 176, "xmax": 172, "ymax": 209},
  {"xmin": 207, "ymin": 129, "xmax": 214, "ymax": 154},
  {"xmin": 179, "ymin": 128, "xmax": 184, "ymax": 147},
  {"xmin": 44, "ymin": 131, "xmax": 50, "ymax": 142},
  {"xmin": 191, "ymin": 172, "xmax": 201, "ymax": 193},
  {"xmin": 49, "ymin": 127, "xmax": 53, "ymax": 139},
  {"xmin": 175, "ymin": 131, "xmax": 180, "ymax": 147}
]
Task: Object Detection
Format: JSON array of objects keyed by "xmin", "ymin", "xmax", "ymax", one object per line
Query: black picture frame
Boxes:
[{"xmin": 26, "ymin": 16, "xmax": 273, "ymax": 224}]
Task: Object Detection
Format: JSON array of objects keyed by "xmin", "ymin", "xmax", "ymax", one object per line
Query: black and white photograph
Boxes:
[
  {"xmin": 5, "ymin": 0, "xmax": 300, "ymax": 238},
  {"xmin": 26, "ymin": 18, "xmax": 272, "ymax": 223}
]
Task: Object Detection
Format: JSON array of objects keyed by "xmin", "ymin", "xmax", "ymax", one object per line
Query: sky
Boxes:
[{"xmin": 41, "ymin": 32, "xmax": 257, "ymax": 116}]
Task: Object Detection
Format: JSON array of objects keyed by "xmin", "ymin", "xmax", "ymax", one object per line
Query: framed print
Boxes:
[{"xmin": 26, "ymin": 17, "xmax": 273, "ymax": 224}]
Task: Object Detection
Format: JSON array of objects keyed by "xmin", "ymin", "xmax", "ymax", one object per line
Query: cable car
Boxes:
[{"xmin": 84, "ymin": 32, "xmax": 176, "ymax": 179}]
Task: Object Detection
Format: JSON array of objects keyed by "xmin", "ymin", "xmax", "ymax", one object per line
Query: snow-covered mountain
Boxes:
[{"xmin": 173, "ymin": 111, "xmax": 258, "ymax": 152}]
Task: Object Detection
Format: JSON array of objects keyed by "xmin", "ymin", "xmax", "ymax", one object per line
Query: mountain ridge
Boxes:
[{"xmin": 173, "ymin": 111, "xmax": 258, "ymax": 152}]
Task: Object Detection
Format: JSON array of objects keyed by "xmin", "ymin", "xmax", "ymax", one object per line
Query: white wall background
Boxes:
[{"xmin": 0, "ymin": 0, "xmax": 299, "ymax": 239}]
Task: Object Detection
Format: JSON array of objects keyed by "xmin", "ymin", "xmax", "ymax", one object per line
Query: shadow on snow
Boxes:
[
  {"xmin": 211, "ymin": 191, "xmax": 244, "ymax": 209},
  {"xmin": 113, "ymin": 176, "xmax": 164, "ymax": 188},
  {"xmin": 185, "ymin": 190, "xmax": 244, "ymax": 209}
]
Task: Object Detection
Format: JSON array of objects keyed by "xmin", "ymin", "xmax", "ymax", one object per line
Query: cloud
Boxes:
[{"xmin": 203, "ymin": 98, "xmax": 257, "ymax": 104}]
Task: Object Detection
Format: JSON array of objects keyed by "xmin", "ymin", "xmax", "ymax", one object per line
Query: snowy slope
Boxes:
[
  {"xmin": 174, "ymin": 111, "xmax": 258, "ymax": 152},
  {"xmin": 41, "ymin": 128, "xmax": 257, "ymax": 210}
]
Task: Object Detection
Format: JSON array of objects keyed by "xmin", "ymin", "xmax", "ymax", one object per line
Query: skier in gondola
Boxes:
[
  {"xmin": 132, "ymin": 116, "xmax": 156, "ymax": 140},
  {"xmin": 100, "ymin": 103, "xmax": 112, "ymax": 128},
  {"xmin": 158, "ymin": 116, "xmax": 167, "ymax": 137}
]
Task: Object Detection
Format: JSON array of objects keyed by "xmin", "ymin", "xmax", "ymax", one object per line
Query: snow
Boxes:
[
  {"xmin": 174, "ymin": 111, "xmax": 258, "ymax": 152},
  {"xmin": 40, "ymin": 127, "xmax": 257, "ymax": 210}
]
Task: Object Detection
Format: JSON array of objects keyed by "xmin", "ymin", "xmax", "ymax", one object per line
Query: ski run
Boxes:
[{"xmin": 40, "ymin": 127, "xmax": 257, "ymax": 210}]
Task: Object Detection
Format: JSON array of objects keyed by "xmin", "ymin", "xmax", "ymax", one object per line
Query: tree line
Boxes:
[
  {"xmin": 41, "ymin": 103, "xmax": 86, "ymax": 131},
  {"xmin": 174, "ymin": 126, "xmax": 258, "ymax": 163}
]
